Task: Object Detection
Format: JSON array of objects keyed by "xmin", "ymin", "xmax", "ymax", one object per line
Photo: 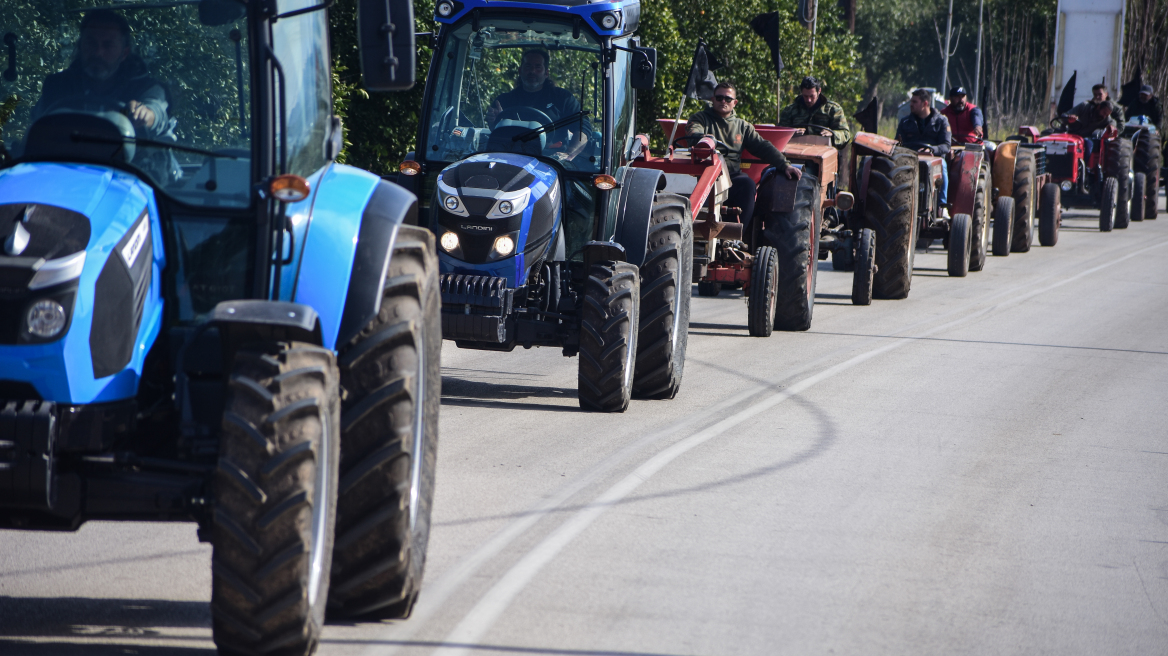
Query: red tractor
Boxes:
[{"xmin": 1034, "ymin": 116, "xmax": 1133, "ymax": 231}]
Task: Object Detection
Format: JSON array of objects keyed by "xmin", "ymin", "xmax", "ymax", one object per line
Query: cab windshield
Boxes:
[
  {"xmin": 0, "ymin": 0, "xmax": 253, "ymax": 207},
  {"xmin": 426, "ymin": 16, "xmax": 602, "ymax": 173}
]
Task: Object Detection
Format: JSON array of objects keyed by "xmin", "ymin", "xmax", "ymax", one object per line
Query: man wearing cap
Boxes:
[
  {"xmin": 687, "ymin": 81, "xmax": 801, "ymax": 226},
  {"xmin": 939, "ymin": 87, "xmax": 984, "ymax": 145},
  {"xmin": 779, "ymin": 76, "xmax": 852, "ymax": 147},
  {"xmin": 1123, "ymin": 85, "xmax": 1163, "ymax": 133}
]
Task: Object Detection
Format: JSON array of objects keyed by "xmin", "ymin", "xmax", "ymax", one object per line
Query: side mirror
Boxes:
[
  {"xmin": 358, "ymin": 0, "xmax": 416, "ymax": 91},
  {"xmin": 630, "ymin": 47, "xmax": 656, "ymax": 90}
]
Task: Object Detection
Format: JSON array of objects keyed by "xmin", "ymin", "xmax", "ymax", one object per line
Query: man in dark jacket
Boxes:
[
  {"xmin": 1068, "ymin": 99, "xmax": 1117, "ymax": 159},
  {"xmin": 779, "ymin": 76, "xmax": 852, "ymax": 147},
  {"xmin": 1123, "ymin": 85, "xmax": 1163, "ymax": 132},
  {"xmin": 897, "ymin": 88, "xmax": 952, "ymax": 207},
  {"xmin": 687, "ymin": 82, "xmax": 801, "ymax": 224},
  {"xmin": 487, "ymin": 49, "xmax": 590, "ymax": 163},
  {"xmin": 30, "ymin": 9, "xmax": 169, "ymax": 139}
]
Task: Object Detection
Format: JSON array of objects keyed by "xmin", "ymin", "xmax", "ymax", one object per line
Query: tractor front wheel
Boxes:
[
  {"xmin": 1100, "ymin": 177, "xmax": 1118, "ymax": 232},
  {"xmin": 948, "ymin": 213, "xmax": 972, "ymax": 277},
  {"xmin": 1039, "ymin": 183, "xmax": 1061, "ymax": 246},
  {"xmin": 1131, "ymin": 172, "xmax": 1147, "ymax": 223},
  {"xmin": 969, "ymin": 166, "xmax": 990, "ymax": 271},
  {"xmin": 697, "ymin": 281, "xmax": 722, "ymax": 296},
  {"xmin": 579, "ymin": 261, "xmax": 639, "ymax": 412},
  {"xmin": 1011, "ymin": 150, "xmax": 1036, "ymax": 252},
  {"xmin": 747, "ymin": 246, "xmax": 779, "ymax": 337},
  {"xmin": 851, "ymin": 228, "xmax": 875, "ymax": 306}
]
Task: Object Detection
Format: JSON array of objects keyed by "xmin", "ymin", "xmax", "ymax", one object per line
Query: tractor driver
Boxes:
[
  {"xmin": 940, "ymin": 87, "xmax": 985, "ymax": 146},
  {"xmin": 1067, "ymin": 99, "xmax": 1117, "ymax": 159},
  {"xmin": 486, "ymin": 49, "xmax": 590, "ymax": 163},
  {"xmin": 30, "ymin": 9, "xmax": 170, "ymax": 139},
  {"xmin": 686, "ymin": 81, "xmax": 802, "ymax": 226},
  {"xmin": 897, "ymin": 88, "xmax": 953, "ymax": 213},
  {"xmin": 779, "ymin": 76, "xmax": 853, "ymax": 147}
]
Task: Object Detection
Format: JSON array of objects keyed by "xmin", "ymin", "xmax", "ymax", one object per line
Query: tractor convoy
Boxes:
[{"xmin": 0, "ymin": 0, "xmax": 1162, "ymax": 654}]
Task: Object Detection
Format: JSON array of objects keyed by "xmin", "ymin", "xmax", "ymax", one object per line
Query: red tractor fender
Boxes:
[{"xmin": 947, "ymin": 149, "xmax": 984, "ymax": 216}]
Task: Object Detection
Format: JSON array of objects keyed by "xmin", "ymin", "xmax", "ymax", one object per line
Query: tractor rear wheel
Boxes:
[
  {"xmin": 863, "ymin": 149, "xmax": 918, "ymax": 299},
  {"xmin": 327, "ymin": 226, "xmax": 440, "ymax": 620},
  {"xmin": 634, "ymin": 193, "xmax": 693, "ymax": 399},
  {"xmin": 1039, "ymin": 183, "xmax": 1061, "ymax": 246},
  {"xmin": 969, "ymin": 166, "xmax": 990, "ymax": 271},
  {"xmin": 212, "ymin": 341, "xmax": 340, "ymax": 656},
  {"xmin": 992, "ymin": 196, "xmax": 1015, "ymax": 256},
  {"xmin": 1011, "ymin": 151, "xmax": 1035, "ymax": 252},
  {"xmin": 578, "ymin": 261, "xmax": 639, "ymax": 412},
  {"xmin": 1131, "ymin": 172, "xmax": 1147, "ymax": 223},
  {"xmin": 765, "ymin": 173, "xmax": 821, "ymax": 331},
  {"xmin": 1135, "ymin": 129, "xmax": 1162, "ymax": 220},
  {"xmin": 1106, "ymin": 138, "xmax": 1133, "ymax": 229},
  {"xmin": 851, "ymin": 228, "xmax": 875, "ymax": 306},
  {"xmin": 747, "ymin": 246, "xmax": 779, "ymax": 337},
  {"xmin": 947, "ymin": 213, "xmax": 972, "ymax": 277},
  {"xmin": 697, "ymin": 281, "xmax": 722, "ymax": 296},
  {"xmin": 1100, "ymin": 177, "xmax": 1118, "ymax": 232}
]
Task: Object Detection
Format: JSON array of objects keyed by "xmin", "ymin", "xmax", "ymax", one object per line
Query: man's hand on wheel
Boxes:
[
  {"xmin": 126, "ymin": 100, "xmax": 155, "ymax": 129},
  {"xmin": 784, "ymin": 165, "xmax": 802, "ymax": 181},
  {"xmin": 819, "ymin": 128, "xmax": 833, "ymax": 138}
]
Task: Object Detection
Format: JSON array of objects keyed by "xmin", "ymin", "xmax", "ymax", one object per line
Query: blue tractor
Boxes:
[
  {"xmin": 0, "ymin": 0, "xmax": 438, "ymax": 652},
  {"xmin": 397, "ymin": 0, "xmax": 694, "ymax": 412}
]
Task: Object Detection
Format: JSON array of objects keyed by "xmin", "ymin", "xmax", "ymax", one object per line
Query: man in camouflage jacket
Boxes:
[{"xmin": 779, "ymin": 76, "xmax": 853, "ymax": 147}]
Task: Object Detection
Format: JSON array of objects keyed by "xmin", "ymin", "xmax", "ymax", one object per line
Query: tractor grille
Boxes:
[
  {"xmin": 1046, "ymin": 153, "xmax": 1073, "ymax": 179},
  {"xmin": 1020, "ymin": 144, "xmax": 1047, "ymax": 177}
]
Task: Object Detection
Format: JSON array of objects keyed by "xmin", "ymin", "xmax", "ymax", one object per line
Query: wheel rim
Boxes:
[
  {"xmin": 622, "ymin": 293, "xmax": 636, "ymax": 391},
  {"xmin": 307, "ymin": 408, "xmax": 331, "ymax": 607},
  {"xmin": 409, "ymin": 333, "xmax": 425, "ymax": 531},
  {"xmin": 669, "ymin": 255, "xmax": 686, "ymax": 355}
]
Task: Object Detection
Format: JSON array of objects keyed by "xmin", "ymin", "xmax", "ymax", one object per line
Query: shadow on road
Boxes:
[
  {"xmin": 0, "ymin": 596, "xmax": 213, "ymax": 655},
  {"xmin": 442, "ymin": 374, "xmax": 582, "ymax": 413},
  {"xmin": 320, "ymin": 639, "xmax": 688, "ymax": 655}
]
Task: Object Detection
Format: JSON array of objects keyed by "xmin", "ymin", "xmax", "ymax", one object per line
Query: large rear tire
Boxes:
[
  {"xmin": 1131, "ymin": 172, "xmax": 1147, "ymax": 223},
  {"xmin": 1100, "ymin": 177, "xmax": 1118, "ymax": 232},
  {"xmin": 1106, "ymin": 138, "xmax": 1133, "ymax": 229},
  {"xmin": 634, "ymin": 193, "xmax": 693, "ymax": 399},
  {"xmin": 969, "ymin": 165, "xmax": 990, "ymax": 271},
  {"xmin": 212, "ymin": 342, "xmax": 340, "ymax": 656},
  {"xmin": 851, "ymin": 228, "xmax": 875, "ymax": 306},
  {"xmin": 764, "ymin": 173, "xmax": 821, "ymax": 331},
  {"xmin": 1010, "ymin": 151, "xmax": 1035, "ymax": 252},
  {"xmin": 1134, "ymin": 129, "xmax": 1161, "ymax": 219},
  {"xmin": 863, "ymin": 148, "xmax": 918, "ymax": 299},
  {"xmin": 747, "ymin": 246, "xmax": 779, "ymax": 337},
  {"xmin": 992, "ymin": 196, "xmax": 1015, "ymax": 256},
  {"xmin": 1038, "ymin": 182, "xmax": 1061, "ymax": 246},
  {"xmin": 327, "ymin": 226, "xmax": 441, "ymax": 620},
  {"xmin": 579, "ymin": 261, "xmax": 639, "ymax": 412},
  {"xmin": 947, "ymin": 213, "xmax": 972, "ymax": 277}
]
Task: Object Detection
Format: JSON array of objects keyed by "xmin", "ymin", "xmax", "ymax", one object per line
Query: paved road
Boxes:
[{"xmin": 4, "ymin": 198, "xmax": 1168, "ymax": 656}]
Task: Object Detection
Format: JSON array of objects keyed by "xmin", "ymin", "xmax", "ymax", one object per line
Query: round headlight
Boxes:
[
  {"xmin": 27, "ymin": 299, "xmax": 66, "ymax": 338},
  {"xmin": 444, "ymin": 196, "xmax": 460, "ymax": 211},
  {"xmin": 493, "ymin": 235, "xmax": 515, "ymax": 257},
  {"xmin": 498, "ymin": 200, "xmax": 513, "ymax": 215},
  {"xmin": 437, "ymin": 1, "xmax": 454, "ymax": 16},
  {"xmin": 1061, "ymin": 180, "xmax": 1073, "ymax": 192},
  {"xmin": 600, "ymin": 13, "xmax": 618, "ymax": 29},
  {"xmin": 440, "ymin": 231, "xmax": 460, "ymax": 252}
]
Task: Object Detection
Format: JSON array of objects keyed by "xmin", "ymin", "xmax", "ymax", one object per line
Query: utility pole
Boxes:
[
  {"xmin": 974, "ymin": 0, "xmax": 984, "ymax": 103},
  {"xmin": 941, "ymin": 0, "xmax": 954, "ymax": 94}
]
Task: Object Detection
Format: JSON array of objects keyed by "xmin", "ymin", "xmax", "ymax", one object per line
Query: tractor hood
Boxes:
[
  {"xmin": 433, "ymin": 153, "xmax": 561, "ymax": 287},
  {"xmin": 0, "ymin": 163, "xmax": 163, "ymax": 403}
]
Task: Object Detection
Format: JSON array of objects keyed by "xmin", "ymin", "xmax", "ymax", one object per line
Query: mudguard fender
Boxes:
[
  {"xmin": 612, "ymin": 167, "xmax": 665, "ymax": 267},
  {"xmin": 948, "ymin": 150, "xmax": 985, "ymax": 216}
]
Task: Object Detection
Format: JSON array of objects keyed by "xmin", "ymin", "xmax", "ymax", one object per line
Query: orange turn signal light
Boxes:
[
  {"xmin": 269, "ymin": 174, "xmax": 310, "ymax": 203},
  {"xmin": 592, "ymin": 174, "xmax": 618, "ymax": 190},
  {"xmin": 400, "ymin": 160, "xmax": 421, "ymax": 176}
]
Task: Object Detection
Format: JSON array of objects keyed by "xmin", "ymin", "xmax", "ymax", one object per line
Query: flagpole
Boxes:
[{"xmin": 667, "ymin": 94, "xmax": 687, "ymax": 158}]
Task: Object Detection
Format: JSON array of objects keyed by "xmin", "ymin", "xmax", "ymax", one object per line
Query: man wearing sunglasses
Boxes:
[
  {"xmin": 779, "ymin": 76, "xmax": 852, "ymax": 147},
  {"xmin": 686, "ymin": 82, "xmax": 801, "ymax": 226}
]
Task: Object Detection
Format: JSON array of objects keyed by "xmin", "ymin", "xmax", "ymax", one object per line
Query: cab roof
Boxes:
[{"xmin": 434, "ymin": 0, "xmax": 641, "ymax": 38}]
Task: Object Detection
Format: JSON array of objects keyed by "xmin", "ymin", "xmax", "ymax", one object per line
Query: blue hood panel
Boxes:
[{"xmin": 0, "ymin": 163, "xmax": 165, "ymax": 403}]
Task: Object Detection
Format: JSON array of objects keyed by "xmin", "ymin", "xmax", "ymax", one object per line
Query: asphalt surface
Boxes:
[{"xmin": 3, "ymin": 196, "xmax": 1168, "ymax": 656}]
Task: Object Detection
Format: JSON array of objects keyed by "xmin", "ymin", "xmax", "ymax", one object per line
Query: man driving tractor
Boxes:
[
  {"xmin": 940, "ymin": 86, "xmax": 985, "ymax": 145},
  {"xmin": 779, "ymin": 76, "xmax": 853, "ymax": 147},
  {"xmin": 486, "ymin": 48, "xmax": 590, "ymax": 163},
  {"xmin": 686, "ymin": 81, "xmax": 801, "ymax": 227},
  {"xmin": 1067, "ymin": 98, "xmax": 1117, "ymax": 158},
  {"xmin": 30, "ymin": 9, "xmax": 169, "ymax": 138},
  {"xmin": 897, "ymin": 88, "xmax": 952, "ymax": 212}
]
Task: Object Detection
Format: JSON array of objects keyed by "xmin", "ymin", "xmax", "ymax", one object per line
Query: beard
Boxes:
[{"xmin": 83, "ymin": 57, "xmax": 120, "ymax": 81}]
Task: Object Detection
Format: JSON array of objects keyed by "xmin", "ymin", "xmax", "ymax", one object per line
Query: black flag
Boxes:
[
  {"xmin": 1118, "ymin": 68, "xmax": 1143, "ymax": 109},
  {"xmin": 853, "ymin": 97, "xmax": 880, "ymax": 134},
  {"xmin": 684, "ymin": 40, "xmax": 719, "ymax": 100},
  {"xmin": 1056, "ymin": 71, "xmax": 1077, "ymax": 115},
  {"xmin": 750, "ymin": 12, "xmax": 784, "ymax": 77}
]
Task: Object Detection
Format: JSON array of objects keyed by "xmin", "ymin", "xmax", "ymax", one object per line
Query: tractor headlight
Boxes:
[
  {"xmin": 440, "ymin": 231, "xmax": 460, "ymax": 252},
  {"xmin": 493, "ymin": 235, "xmax": 515, "ymax": 257},
  {"xmin": 593, "ymin": 11, "xmax": 621, "ymax": 30},
  {"xmin": 486, "ymin": 189, "xmax": 530, "ymax": 219},
  {"xmin": 1061, "ymin": 180, "xmax": 1073, "ymax": 192},
  {"xmin": 437, "ymin": 1, "xmax": 454, "ymax": 16},
  {"xmin": 498, "ymin": 200, "xmax": 513, "ymax": 215},
  {"xmin": 27, "ymin": 299, "xmax": 67, "ymax": 338},
  {"xmin": 444, "ymin": 196, "xmax": 460, "ymax": 211}
]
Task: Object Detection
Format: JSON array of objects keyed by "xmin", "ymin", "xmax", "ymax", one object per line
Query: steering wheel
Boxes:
[
  {"xmin": 1049, "ymin": 115, "xmax": 1069, "ymax": 132},
  {"xmin": 798, "ymin": 123, "xmax": 836, "ymax": 138},
  {"xmin": 496, "ymin": 106, "xmax": 554, "ymax": 129}
]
